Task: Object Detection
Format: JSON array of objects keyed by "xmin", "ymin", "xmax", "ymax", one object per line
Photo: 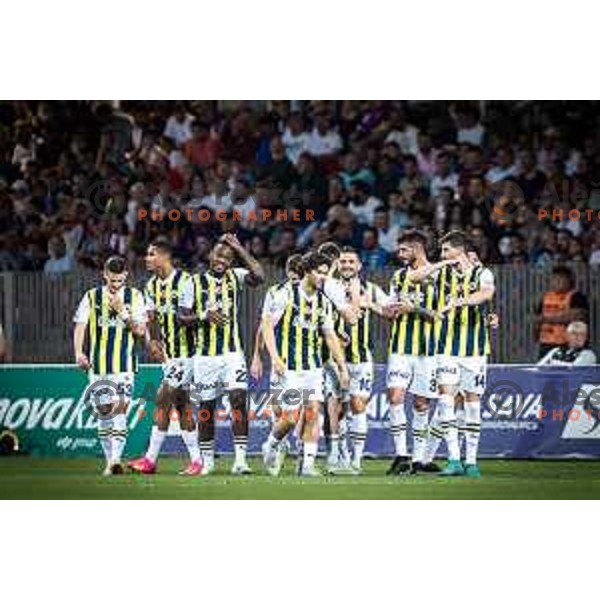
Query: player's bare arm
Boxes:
[
  {"xmin": 73, "ymin": 321, "xmax": 89, "ymax": 370},
  {"xmin": 440, "ymin": 283, "xmax": 496, "ymax": 314},
  {"xmin": 221, "ymin": 233, "xmax": 265, "ymax": 286},
  {"xmin": 261, "ymin": 314, "xmax": 285, "ymax": 375},
  {"xmin": 250, "ymin": 325, "xmax": 264, "ymax": 380},
  {"xmin": 407, "ymin": 259, "xmax": 458, "ymax": 283}
]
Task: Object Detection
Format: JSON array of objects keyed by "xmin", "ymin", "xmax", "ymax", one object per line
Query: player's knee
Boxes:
[
  {"xmin": 388, "ymin": 387, "xmax": 406, "ymax": 405},
  {"xmin": 414, "ymin": 396, "xmax": 429, "ymax": 412}
]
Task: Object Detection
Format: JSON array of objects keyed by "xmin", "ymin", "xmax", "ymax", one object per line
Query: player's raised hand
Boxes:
[
  {"xmin": 76, "ymin": 353, "xmax": 90, "ymax": 371},
  {"xmin": 108, "ymin": 293, "xmax": 125, "ymax": 314},
  {"xmin": 220, "ymin": 233, "xmax": 243, "ymax": 252}
]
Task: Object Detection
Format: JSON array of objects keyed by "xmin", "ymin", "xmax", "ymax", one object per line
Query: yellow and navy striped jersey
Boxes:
[
  {"xmin": 145, "ymin": 270, "xmax": 195, "ymax": 359},
  {"xmin": 335, "ymin": 280, "xmax": 386, "ymax": 364},
  {"xmin": 75, "ymin": 285, "xmax": 145, "ymax": 375},
  {"xmin": 191, "ymin": 268, "xmax": 248, "ymax": 357},
  {"xmin": 389, "ymin": 267, "xmax": 437, "ymax": 356},
  {"xmin": 434, "ymin": 264, "xmax": 492, "ymax": 357},
  {"xmin": 264, "ymin": 281, "xmax": 333, "ymax": 371}
]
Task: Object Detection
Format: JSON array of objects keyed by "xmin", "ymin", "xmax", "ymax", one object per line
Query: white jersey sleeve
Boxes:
[
  {"xmin": 73, "ymin": 291, "xmax": 91, "ymax": 324},
  {"xmin": 479, "ymin": 267, "xmax": 495, "ymax": 288},
  {"xmin": 323, "ymin": 278, "xmax": 349, "ymax": 312},
  {"xmin": 131, "ymin": 289, "xmax": 147, "ymax": 325},
  {"xmin": 320, "ymin": 299, "xmax": 334, "ymax": 333},
  {"xmin": 262, "ymin": 284, "xmax": 290, "ymax": 324},
  {"xmin": 179, "ymin": 276, "xmax": 195, "ymax": 310},
  {"xmin": 233, "ymin": 267, "xmax": 250, "ymax": 287},
  {"xmin": 144, "ymin": 280, "xmax": 156, "ymax": 313},
  {"xmin": 371, "ymin": 283, "xmax": 393, "ymax": 307}
]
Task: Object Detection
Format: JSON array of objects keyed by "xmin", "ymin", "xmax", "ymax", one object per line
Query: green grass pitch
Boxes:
[{"xmin": 2, "ymin": 456, "xmax": 600, "ymax": 499}]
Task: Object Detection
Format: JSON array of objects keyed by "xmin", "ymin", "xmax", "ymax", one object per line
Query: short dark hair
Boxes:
[
  {"xmin": 340, "ymin": 245, "xmax": 359, "ymax": 256},
  {"xmin": 318, "ymin": 241, "xmax": 341, "ymax": 264},
  {"xmin": 104, "ymin": 255, "xmax": 126, "ymax": 274},
  {"xmin": 302, "ymin": 251, "xmax": 329, "ymax": 273},
  {"xmin": 552, "ymin": 265, "xmax": 575, "ymax": 285},
  {"xmin": 150, "ymin": 236, "xmax": 173, "ymax": 257},
  {"xmin": 398, "ymin": 229, "xmax": 428, "ymax": 249},
  {"xmin": 439, "ymin": 230, "xmax": 467, "ymax": 250},
  {"xmin": 286, "ymin": 254, "xmax": 304, "ymax": 277}
]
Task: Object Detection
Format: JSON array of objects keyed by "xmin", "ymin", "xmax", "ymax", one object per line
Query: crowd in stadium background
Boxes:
[{"xmin": 1, "ymin": 100, "xmax": 600, "ymax": 274}]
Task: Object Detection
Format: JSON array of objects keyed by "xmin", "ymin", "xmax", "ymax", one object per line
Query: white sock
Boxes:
[
  {"xmin": 389, "ymin": 403, "xmax": 407, "ymax": 456},
  {"xmin": 266, "ymin": 431, "xmax": 282, "ymax": 451},
  {"xmin": 233, "ymin": 435, "xmax": 248, "ymax": 464},
  {"xmin": 328, "ymin": 434, "xmax": 340, "ymax": 462},
  {"xmin": 464, "ymin": 401, "xmax": 481, "ymax": 465},
  {"xmin": 456, "ymin": 407, "xmax": 466, "ymax": 457},
  {"xmin": 438, "ymin": 394, "xmax": 459, "ymax": 461},
  {"xmin": 339, "ymin": 417, "xmax": 350, "ymax": 461},
  {"xmin": 352, "ymin": 411, "xmax": 368, "ymax": 466},
  {"xmin": 181, "ymin": 429, "xmax": 201, "ymax": 462},
  {"xmin": 200, "ymin": 440, "xmax": 215, "ymax": 465},
  {"xmin": 145, "ymin": 426, "xmax": 166, "ymax": 462},
  {"xmin": 303, "ymin": 441, "xmax": 318, "ymax": 469},
  {"xmin": 97, "ymin": 417, "xmax": 113, "ymax": 462},
  {"xmin": 412, "ymin": 408, "xmax": 429, "ymax": 464},
  {"xmin": 111, "ymin": 413, "xmax": 127, "ymax": 463},
  {"xmin": 423, "ymin": 405, "xmax": 443, "ymax": 464}
]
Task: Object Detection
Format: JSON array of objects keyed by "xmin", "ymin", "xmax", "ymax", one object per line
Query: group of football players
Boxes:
[{"xmin": 73, "ymin": 229, "xmax": 495, "ymax": 478}]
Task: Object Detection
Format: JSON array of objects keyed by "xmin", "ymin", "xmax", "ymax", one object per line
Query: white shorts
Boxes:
[
  {"xmin": 387, "ymin": 354, "xmax": 437, "ymax": 399},
  {"xmin": 436, "ymin": 355, "xmax": 487, "ymax": 395},
  {"xmin": 192, "ymin": 352, "xmax": 247, "ymax": 402},
  {"xmin": 270, "ymin": 368, "xmax": 324, "ymax": 412},
  {"xmin": 83, "ymin": 372, "xmax": 134, "ymax": 408},
  {"xmin": 348, "ymin": 362, "xmax": 374, "ymax": 398},
  {"xmin": 162, "ymin": 357, "xmax": 193, "ymax": 389}
]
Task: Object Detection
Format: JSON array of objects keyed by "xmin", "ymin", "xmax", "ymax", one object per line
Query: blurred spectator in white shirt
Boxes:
[
  {"xmin": 163, "ymin": 103, "xmax": 195, "ymax": 147},
  {"xmin": 44, "ymin": 235, "xmax": 74, "ymax": 274},
  {"xmin": 281, "ymin": 111, "xmax": 311, "ymax": 165},
  {"xmin": 307, "ymin": 113, "xmax": 342, "ymax": 157}
]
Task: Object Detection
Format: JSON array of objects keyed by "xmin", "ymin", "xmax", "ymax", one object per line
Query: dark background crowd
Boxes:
[{"xmin": 1, "ymin": 100, "xmax": 600, "ymax": 274}]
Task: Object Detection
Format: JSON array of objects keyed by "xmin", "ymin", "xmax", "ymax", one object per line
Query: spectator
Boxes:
[
  {"xmin": 486, "ymin": 147, "xmax": 517, "ymax": 184},
  {"xmin": 373, "ymin": 206, "xmax": 401, "ymax": 254},
  {"xmin": 44, "ymin": 235, "xmax": 74, "ymax": 274},
  {"xmin": 348, "ymin": 181, "xmax": 383, "ymax": 226},
  {"xmin": 360, "ymin": 227, "xmax": 388, "ymax": 269},
  {"xmin": 281, "ymin": 111, "xmax": 310, "ymax": 165},
  {"xmin": 163, "ymin": 103, "xmax": 195, "ymax": 147},
  {"xmin": 538, "ymin": 321, "xmax": 597, "ymax": 365},
  {"xmin": 184, "ymin": 121, "xmax": 222, "ymax": 168},
  {"xmin": 430, "ymin": 151, "xmax": 459, "ymax": 198},
  {"xmin": 384, "ymin": 108, "xmax": 419, "ymax": 155},
  {"xmin": 456, "ymin": 106, "xmax": 485, "ymax": 146},
  {"xmin": 307, "ymin": 112, "xmax": 343, "ymax": 158},
  {"xmin": 534, "ymin": 265, "xmax": 589, "ymax": 358}
]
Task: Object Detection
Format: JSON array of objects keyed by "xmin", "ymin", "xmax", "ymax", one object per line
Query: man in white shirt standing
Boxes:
[{"xmin": 430, "ymin": 152, "xmax": 459, "ymax": 198}]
